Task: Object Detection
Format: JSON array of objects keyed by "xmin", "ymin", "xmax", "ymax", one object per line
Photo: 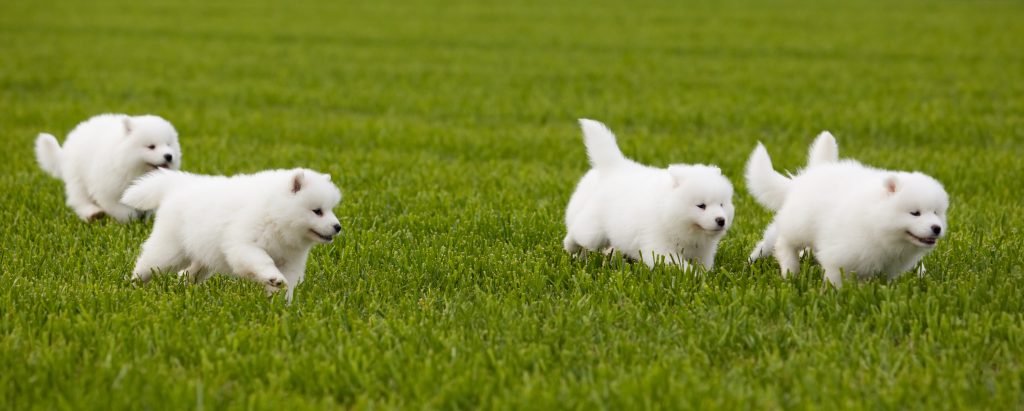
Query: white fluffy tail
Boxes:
[
  {"xmin": 35, "ymin": 133, "xmax": 63, "ymax": 179},
  {"xmin": 578, "ymin": 119, "xmax": 627, "ymax": 170},
  {"xmin": 121, "ymin": 169, "xmax": 191, "ymax": 211},
  {"xmin": 745, "ymin": 143, "xmax": 791, "ymax": 211},
  {"xmin": 807, "ymin": 131, "xmax": 839, "ymax": 168}
]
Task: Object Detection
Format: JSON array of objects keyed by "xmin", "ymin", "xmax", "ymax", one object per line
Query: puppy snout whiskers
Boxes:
[
  {"xmin": 715, "ymin": 217, "xmax": 725, "ymax": 227},
  {"xmin": 333, "ymin": 223, "xmax": 342, "ymax": 233},
  {"xmin": 931, "ymin": 225, "xmax": 941, "ymax": 235}
]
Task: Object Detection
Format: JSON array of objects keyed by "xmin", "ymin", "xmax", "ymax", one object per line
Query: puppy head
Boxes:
[
  {"xmin": 881, "ymin": 172, "xmax": 949, "ymax": 248},
  {"xmin": 122, "ymin": 115, "xmax": 181, "ymax": 171},
  {"xmin": 667, "ymin": 164, "xmax": 735, "ymax": 235},
  {"xmin": 284, "ymin": 169, "xmax": 343, "ymax": 244}
]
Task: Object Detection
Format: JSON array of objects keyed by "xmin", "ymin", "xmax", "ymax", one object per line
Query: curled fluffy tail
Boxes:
[
  {"xmin": 807, "ymin": 131, "xmax": 838, "ymax": 168},
  {"xmin": 35, "ymin": 133, "xmax": 62, "ymax": 179},
  {"xmin": 121, "ymin": 169, "xmax": 191, "ymax": 211},
  {"xmin": 745, "ymin": 143, "xmax": 791, "ymax": 211},
  {"xmin": 578, "ymin": 119, "xmax": 627, "ymax": 170}
]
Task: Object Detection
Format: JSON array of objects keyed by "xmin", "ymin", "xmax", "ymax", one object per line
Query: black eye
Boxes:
[
  {"xmin": 910, "ymin": 211, "xmax": 921, "ymax": 217},
  {"xmin": 697, "ymin": 204, "xmax": 706, "ymax": 210},
  {"xmin": 147, "ymin": 145, "xmax": 156, "ymax": 150},
  {"xmin": 312, "ymin": 208, "xmax": 323, "ymax": 216}
]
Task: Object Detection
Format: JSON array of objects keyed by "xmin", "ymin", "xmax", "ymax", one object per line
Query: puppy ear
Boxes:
[
  {"xmin": 123, "ymin": 117, "xmax": 133, "ymax": 135},
  {"xmin": 883, "ymin": 175, "xmax": 899, "ymax": 194},
  {"xmin": 668, "ymin": 165, "xmax": 689, "ymax": 188},
  {"xmin": 291, "ymin": 171, "xmax": 304, "ymax": 193}
]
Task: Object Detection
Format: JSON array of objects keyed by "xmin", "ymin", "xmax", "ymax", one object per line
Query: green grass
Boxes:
[{"xmin": 2, "ymin": 0, "xmax": 1023, "ymax": 408}]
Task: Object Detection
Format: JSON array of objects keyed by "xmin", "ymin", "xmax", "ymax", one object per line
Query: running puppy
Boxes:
[
  {"xmin": 746, "ymin": 132, "xmax": 949, "ymax": 286},
  {"xmin": 122, "ymin": 168, "xmax": 342, "ymax": 303},
  {"xmin": 563, "ymin": 119, "xmax": 734, "ymax": 270},
  {"xmin": 34, "ymin": 114, "xmax": 181, "ymax": 222}
]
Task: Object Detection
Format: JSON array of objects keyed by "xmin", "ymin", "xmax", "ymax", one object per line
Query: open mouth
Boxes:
[
  {"xmin": 148, "ymin": 162, "xmax": 172, "ymax": 170},
  {"xmin": 309, "ymin": 229, "xmax": 334, "ymax": 242},
  {"xmin": 906, "ymin": 231, "xmax": 937, "ymax": 246}
]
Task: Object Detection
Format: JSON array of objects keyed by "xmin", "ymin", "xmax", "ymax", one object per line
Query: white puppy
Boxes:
[
  {"xmin": 122, "ymin": 168, "xmax": 342, "ymax": 303},
  {"xmin": 746, "ymin": 132, "xmax": 949, "ymax": 286},
  {"xmin": 563, "ymin": 119, "xmax": 735, "ymax": 270},
  {"xmin": 34, "ymin": 114, "xmax": 181, "ymax": 222}
]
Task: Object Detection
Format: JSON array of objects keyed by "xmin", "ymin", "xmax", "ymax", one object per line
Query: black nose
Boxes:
[
  {"xmin": 715, "ymin": 217, "xmax": 725, "ymax": 227},
  {"xmin": 163, "ymin": 153, "xmax": 173, "ymax": 162},
  {"xmin": 931, "ymin": 225, "xmax": 941, "ymax": 235},
  {"xmin": 333, "ymin": 224, "xmax": 341, "ymax": 233}
]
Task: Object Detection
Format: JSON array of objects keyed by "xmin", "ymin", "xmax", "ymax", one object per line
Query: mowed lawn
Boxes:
[{"xmin": 2, "ymin": 0, "xmax": 1023, "ymax": 408}]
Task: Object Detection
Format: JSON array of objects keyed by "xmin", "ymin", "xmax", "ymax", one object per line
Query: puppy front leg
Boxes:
[
  {"xmin": 644, "ymin": 248, "xmax": 687, "ymax": 271},
  {"xmin": 177, "ymin": 261, "xmax": 210, "ymax": 284},
  {"xmin": 563, "ymin": 234, "xmax": 582, "ymax": 255},
  {"xmin": 822, "ymin": 265, "xmax": 843, "ymax": 288},
  {"xmin": 132, "ymin": 231, "xmax": 186, "ymax": 283},
  {"xmin": 695, "ymin": 244, "xmax": 717, "ymax": 271},
  {"xmin": 224, "ymin": 243, "xmax": 288, "ymax": 295},
  {"xmin": 279, "ymin": 256, "xmax": 309, "ymax": 305}
]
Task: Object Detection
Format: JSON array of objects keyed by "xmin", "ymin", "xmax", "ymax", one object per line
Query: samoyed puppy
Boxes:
[
  {"xmin": 34, "ymin": 114, "xmax": 181, "ymax": 222},
  {"xmin": 563, "ymin": 119, "xmax": 735, "ymax": 270},
  {"xmin": 122, "ymin": 168, "xmax": 342, "ymax": 303},
  {"xmin": 746, "ymin": 132, "xmax": 949, "ymax": 286}
]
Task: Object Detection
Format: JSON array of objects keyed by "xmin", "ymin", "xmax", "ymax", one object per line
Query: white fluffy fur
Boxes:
[
  {"xmin": 746, "ymin": 132, "xmax": 949, "ymax": 286},
  {"xmin": 122, "ymin": 168, "xmax": 342, "ymax": 303},
  {"xmin": 563, "ymin": 119, "xmax": 735, "ymax": 270},
  {"xmin": 34, "ymin": 113, "xmax": 181, "ymax": 222}
]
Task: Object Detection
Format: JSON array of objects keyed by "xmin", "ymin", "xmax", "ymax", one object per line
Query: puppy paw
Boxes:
[
  {"xmin": 129, "ymin": 271, "xmax": 149, "ymax": 285},
  {"xmin": 264, "ymin": 275, "xmax": 288, "ymax": 293},
  {"xmin": 76, "ymin": 207, "xmax": 105, "ymax": 222}
]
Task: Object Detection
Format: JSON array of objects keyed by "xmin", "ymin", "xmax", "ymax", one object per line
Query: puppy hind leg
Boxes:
[
  {"xmin": 64, "ymin": 179, "xmax": 104, "ymax": 221},
  {"xmin": 749, "ymin": 222, "xmax": 778, "ymax": 262},
  {"xmin": 773, "ymin": 236, "xmax": 801, "ymax": 278}
]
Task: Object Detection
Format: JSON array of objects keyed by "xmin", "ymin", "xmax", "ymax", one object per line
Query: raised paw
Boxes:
[{"xmin": 264, "ymin": 275, "xmax": 288, "ymax": 293}]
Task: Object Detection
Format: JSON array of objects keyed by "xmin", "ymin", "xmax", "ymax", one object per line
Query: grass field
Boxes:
[{"xmin": 2, "ymin": 0, "xmax": 1024, "ymax": 409}]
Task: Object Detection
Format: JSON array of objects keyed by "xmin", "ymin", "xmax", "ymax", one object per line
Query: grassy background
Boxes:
[{"xmin": 2, "ymin": 0, "xmax": 1023, "ymax": 408}]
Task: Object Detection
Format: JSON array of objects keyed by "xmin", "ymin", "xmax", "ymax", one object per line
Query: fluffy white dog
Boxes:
[
  {"xmin": 746, "ymin": 132, "xmax": 949, "ymax": 286},
  {"xmin": 563, "ymin": 119, "xmax": 735, "ymax": 270},
  {"xmin": 34, "ymin": 114, "xmax": 181, "ymax": 222},
  {"xmin": 122, "ymin": 168, "xmax": 342, "ymax": 303}
]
